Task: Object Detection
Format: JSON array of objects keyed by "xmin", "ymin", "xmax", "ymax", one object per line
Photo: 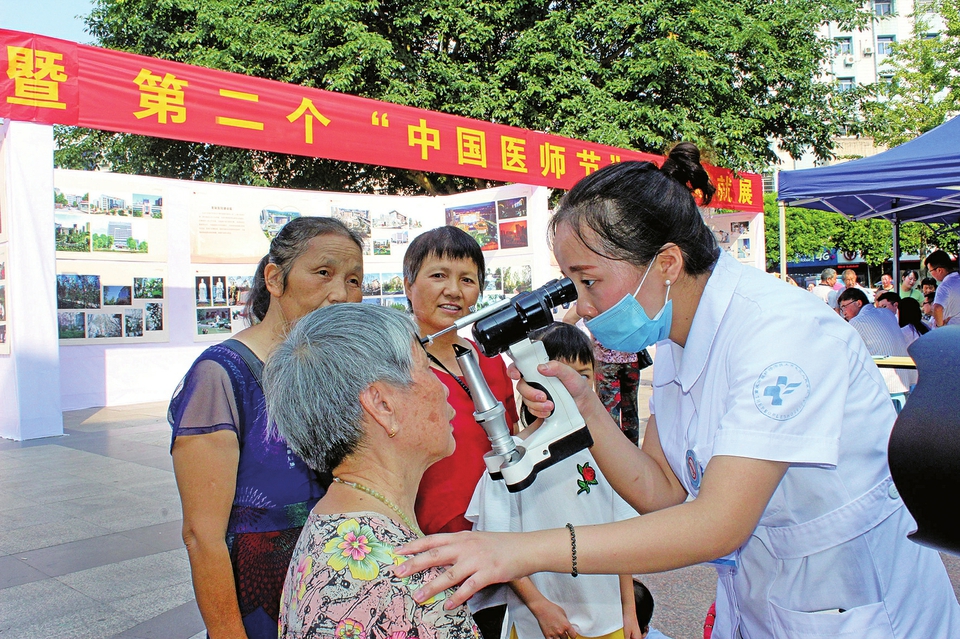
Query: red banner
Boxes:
[{"xmin": 1, "ymin": 29, "xmax": 763, "ymax": 212}]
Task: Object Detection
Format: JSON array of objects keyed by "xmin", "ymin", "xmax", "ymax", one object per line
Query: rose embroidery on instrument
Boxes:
[{"xmin": 577, "ymin": 462, "xmax": 599, "ymax": 495}]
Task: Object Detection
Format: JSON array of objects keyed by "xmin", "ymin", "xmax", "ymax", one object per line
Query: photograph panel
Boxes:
[{"xmin": 58, "ymin": 312, "xmax": 87, "ymax": 339}]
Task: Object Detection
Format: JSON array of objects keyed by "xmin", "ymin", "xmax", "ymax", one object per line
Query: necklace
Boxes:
[
  {"xmin": 426, "ymin": 351, "xmax": 473, "ymax": 398},
  {"xmin": 332, "ymin": 477, "xmax": 422, "ymax": 536}
]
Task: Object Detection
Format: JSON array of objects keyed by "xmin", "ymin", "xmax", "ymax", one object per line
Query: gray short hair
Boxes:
[
  {"xmin": 263, "ymin": 304, "xmax": 419, "ymax": 473},
  {"xmin": 820, "ymin": 268, "xmax": 837, "ymax": 281}
]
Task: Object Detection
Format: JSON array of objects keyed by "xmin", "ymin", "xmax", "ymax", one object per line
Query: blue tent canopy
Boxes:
[{"xmin": 778, "ymin": 115, "xmax": 960, "ymax": 224}]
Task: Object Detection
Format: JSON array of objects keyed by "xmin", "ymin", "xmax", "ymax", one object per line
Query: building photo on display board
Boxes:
[
  {"xmin": 497, "ymin": 196, "xmax": 527, "ymax": 219},
  {"xmin": 56, "ymin": 261, "xmax": 168, "ymax": 345},
  {"xmin": 53, "ymin": 172, "xmax": 169, "ymax": 264},
  {"xmin": 445, "ymin": 201, "xmax": 499, "ymax": 250},
  {"xmin": 704, "ymin": 211, "xmax": 766, "ymax": 271},
  {"xmin": 193, "ymin": 267, "xmax": 261, "ymax": 341}
]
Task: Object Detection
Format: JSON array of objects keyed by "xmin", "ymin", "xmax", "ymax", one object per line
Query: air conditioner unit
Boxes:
[
  {"xmin": 863, "ymin": 46, "xmax": 874, "ymax": 55},
  {"xmin": 844, "ymin": 54, "xmax": 855, "ymax": 66}
]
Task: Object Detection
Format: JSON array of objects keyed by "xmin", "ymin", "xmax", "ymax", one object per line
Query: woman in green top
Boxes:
[{"xmin": 899, "ymin": 270, "xmax": 924, "ymax": 303}]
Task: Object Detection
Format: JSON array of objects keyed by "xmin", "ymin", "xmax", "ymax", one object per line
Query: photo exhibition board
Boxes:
[
  {"xmin": 189, "ymin": 181, "xmax": 547, "ymax": 342},
  {"xmin": 0, "ymin": 243, "xmax": 8, "ymax": 356},
  {"xmin": 0, "ymin": 128, "xmax": 7, "ymax": 245},
  {"xmin": 56, "ymin": 261, "xmax": 168, "ymax": 345},
  {"xmin": 0, "ymin": 130, "xmax": 8, "ymax": 355},
  {"xmin": 54, "ymin": 172, "xmax": 168, "ymax": 263},
  {"xmin": 703, "ymin": 211, "xmax": 766, "ymax": 271},
  {"xmin": 53, "ymin": 169, "xmax": 547, "ymax": 349}
]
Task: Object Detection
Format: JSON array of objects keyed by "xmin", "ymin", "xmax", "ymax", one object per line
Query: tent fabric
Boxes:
[{"xmin": 777, "ymin": 115, "xmax": 960, "ymax": 224}]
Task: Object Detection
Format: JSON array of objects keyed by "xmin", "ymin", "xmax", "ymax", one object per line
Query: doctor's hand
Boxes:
[
  {"xmin": 394, "ymin": 529, "xmax": 557, "ymax": 610},
  {"xmin": 508, "ymin": 360, "xmax": 602, "ymax": 421}
]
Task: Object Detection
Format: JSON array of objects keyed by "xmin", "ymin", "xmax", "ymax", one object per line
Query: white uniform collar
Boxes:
[{"xmin": 652, "ymin": 252, "xmax": 743, "ymax": 393}]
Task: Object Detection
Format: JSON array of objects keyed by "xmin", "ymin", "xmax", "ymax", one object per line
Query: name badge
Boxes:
[{"xmin": 686, "ymin": 449, "xmax": 703, "ymax": 491}]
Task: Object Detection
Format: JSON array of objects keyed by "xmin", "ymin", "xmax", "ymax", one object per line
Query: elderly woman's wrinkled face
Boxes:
[
  {"xmin": 405, "ymin": 254, "xmax": 481, "ymax": 334},
  {"xmin": 275, "ymin": 234, "xmax": 363, "ymax": 323},
  {"xmin": 402, "ymin": 341, "xmax": 456, "ymax": 460}
]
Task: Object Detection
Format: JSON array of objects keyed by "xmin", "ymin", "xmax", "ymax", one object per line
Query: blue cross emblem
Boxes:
[{"xmin": 763, "ymin": 376, "xmax": 803, "ymax": 406}]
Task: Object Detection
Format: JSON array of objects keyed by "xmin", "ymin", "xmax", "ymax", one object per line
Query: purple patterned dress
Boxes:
[{"xmin": 169, "ymin": 343, "xmax": 327, "ymax": 639}]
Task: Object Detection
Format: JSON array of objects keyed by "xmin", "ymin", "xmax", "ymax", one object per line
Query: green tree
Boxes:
[
  {"xmin": 764, "ymin": 193, "xmax": 960, "ymax": 272},
  {"xmin": 860, "ymin": 1, "xmax": 960, "ymax": 146},
  {"xmin": 763, "ymin": 193, "xmax": 844, "ymax": 270},
  {"xmin": 58, "ymin": 0, "xmax": 867, "ymax": 193}
]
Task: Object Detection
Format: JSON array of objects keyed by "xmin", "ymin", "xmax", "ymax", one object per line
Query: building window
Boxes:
[
  {"xmin": 836, "ymin": 77, "xmax": 855, "ymax": 92},
  {"xmin": 835, "ymin": 37, "xmax": 853, "ymax": 55},
  {"xmin": 916, "ymin": 0, "xmax": 935, "ymax": 12},
  {"xmin": 762, "ymin": 172, "xmax": 776, "ymax": 193},
  {"xmin": 874, "ymin": 0, "xmax": 893, "ymax": 16},
  {"xmin": 877, "ymin": 35, "xmax": 896, "ymax": 55},
  {"xmin": 923, "ymin": 32, "xmax": 940, "ymax": 40},
  {"xmin": 878, "ymin": 74, "xmax": 894, "ymax": 94}
]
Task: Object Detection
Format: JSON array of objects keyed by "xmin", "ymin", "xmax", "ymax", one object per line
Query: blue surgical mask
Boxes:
[{"xmin": 585, "ymin": 258, "xmax": 672, "ymax": 352}]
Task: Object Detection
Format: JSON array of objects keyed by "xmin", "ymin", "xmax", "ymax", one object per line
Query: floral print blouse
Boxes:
[{"xmin": 279, "ymin": 511, "xmax": 480, "ymax": 639}]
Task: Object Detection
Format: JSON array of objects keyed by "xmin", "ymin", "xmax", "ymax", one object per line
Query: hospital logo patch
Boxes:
[{"xmin": 753, "ymin": 362, "xmax": 810, "ymax": 421}]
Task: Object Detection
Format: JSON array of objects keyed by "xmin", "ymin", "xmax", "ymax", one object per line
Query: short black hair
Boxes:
[
  {"xmin": 876, "ymin": 291, "xmax": 900, "ymax": 306},
  {"xmin": 403, "ymin": 225, "xmax": 485, "ymax": 289},
  {"xmin": 633, "ymin": 579, "xmax": 654, "ymax": 632},
  {"xmin": 550, "ymin": 143, "xmax": 719, "ymax": 277},
  {"xmin": 528, "ymin": 322, "xmax": 595, "ymax": 369},
  {"xmin": 837, "ymin": 287, "xmax": 869, "ymax": 307},
  {"xmin": 921, "ymin": 277, "xmax": 938, "ymax": 289},
  {"xmin": 925, "ymin": 250, "xmax": 956, "ymax": 272}
]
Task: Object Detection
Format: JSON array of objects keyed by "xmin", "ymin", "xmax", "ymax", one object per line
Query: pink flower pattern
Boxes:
[{"xmin": 279, "ymin": 512, "xmax": 480, "ymax": 639}]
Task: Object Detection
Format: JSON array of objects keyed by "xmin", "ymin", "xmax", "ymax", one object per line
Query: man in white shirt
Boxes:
[
  {"xmin": 811, "ymin": 268, "xmax": 839, "ymax": 309},
  {"xmin": 841, "ymin": 268, "xmax": 874, "ymax": 303},
  {"xmin": 838, "ymin": 288, "xmax": 916, "ymax": 394},
  {"xmin": 925, "ymin": 250, "xmax": 960, "ymax": 327}
]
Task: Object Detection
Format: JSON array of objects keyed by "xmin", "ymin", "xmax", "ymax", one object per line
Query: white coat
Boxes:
[{"xmin": 651, "ymin": 252, "xmax": 960, "ymax": 639}]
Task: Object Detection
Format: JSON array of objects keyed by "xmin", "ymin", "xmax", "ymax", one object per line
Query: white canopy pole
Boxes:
[{"xmin": 779, "ymin": 201, "xmax": 787, "ymax": 278}]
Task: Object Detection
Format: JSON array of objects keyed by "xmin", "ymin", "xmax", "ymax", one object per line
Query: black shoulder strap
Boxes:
[{"xmin": 221, "ymin": 338, "xmax": 264, "ymax": 390}]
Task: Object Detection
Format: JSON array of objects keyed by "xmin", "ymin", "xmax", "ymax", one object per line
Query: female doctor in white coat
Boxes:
[{"xmin": 395, "ymin": 143, "xmax": 960, "ymax": 638}]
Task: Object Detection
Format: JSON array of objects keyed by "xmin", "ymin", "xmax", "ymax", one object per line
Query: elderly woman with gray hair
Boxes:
[{"xmin": 265, "ymin": 303, "xmax": 481, "ymax": 639}]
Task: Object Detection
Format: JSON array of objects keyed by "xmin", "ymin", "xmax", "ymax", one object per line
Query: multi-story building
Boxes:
[
  {"xmin": 772, "ymin": 0, "xmax": 945, "ymax": 180},
  {"xmin": 99, "ymin": 194, "xmax": 126, "ymax": 211},
  {"xmin": 106, "ymin": 221, "xmax": 132, "ymax": 249}
]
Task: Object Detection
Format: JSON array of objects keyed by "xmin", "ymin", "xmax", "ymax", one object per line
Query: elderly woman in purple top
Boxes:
[{"xmin": 168, "ymin": 217, "xmax": 364, "ymax": 639}]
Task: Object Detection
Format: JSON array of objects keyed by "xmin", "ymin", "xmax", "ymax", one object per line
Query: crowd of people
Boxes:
[
  {"xmin": 803, "ymin": 253, "xmax": 958, "ymax": 409},
  {"xmin": 166, "ymin": 147, "xmax": 959, "ymax": 639}
]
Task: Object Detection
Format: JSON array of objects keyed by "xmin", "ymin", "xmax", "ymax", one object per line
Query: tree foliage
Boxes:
[
  {"xmin": 56, "ymin": 0, "xmax": 866, "ymax": 193},
  {"xmin": 860, "ymin": 0, "xmax": 960, "ymax": 147},
  {"xmin": 763, "ymin": 193, "xmax": 960, "ymax": 269}
]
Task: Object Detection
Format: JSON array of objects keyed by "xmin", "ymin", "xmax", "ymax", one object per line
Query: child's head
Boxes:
[
  {"xmin": 529, "ymin": 322, "xmax": 595, "ymax": 382},
  {"xmin": 633, "ymin": 579, "xmax": 654, "ymax": 636}
]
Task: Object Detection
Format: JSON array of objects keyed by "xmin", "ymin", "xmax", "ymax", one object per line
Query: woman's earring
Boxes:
[
  {"xmin": 388, "ymin": 429, "xmax": 397, "ymax": 438},
  {"xmin": 665, "ymin": 280, "xmax": 671, "ymax": 286}
]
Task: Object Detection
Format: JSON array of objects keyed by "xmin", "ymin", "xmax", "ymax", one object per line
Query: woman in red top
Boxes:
[
  {"xmin": 404, "ymin": 226, "xmax": 519, "ymax": 639},
  {"xmin": 404, "ymin": 226, "xmax": 519, "ymax": 535}
]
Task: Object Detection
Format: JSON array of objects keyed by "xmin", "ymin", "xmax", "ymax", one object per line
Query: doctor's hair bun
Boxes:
[{"xmin": 659, "ymin": 142, "xmax": 716, "ymax": 206}]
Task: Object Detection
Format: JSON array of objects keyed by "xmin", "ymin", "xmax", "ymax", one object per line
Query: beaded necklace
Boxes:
[{"xmin": 332, "ymin": 477, "xmax": 423, "ymax": 536}]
